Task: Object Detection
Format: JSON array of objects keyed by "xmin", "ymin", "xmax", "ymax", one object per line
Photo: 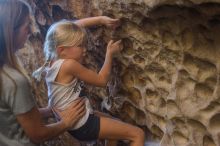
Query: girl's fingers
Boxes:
[
  {"xmin": 113, "ymin": 40, "xmax": 122, "ymax": 48},
  {"xmin": 115, "ymin": 40, "xmax": 122, "ymax": 44},
  {"xmin": 109, "ymin": 40, "xmax": 114, "ymax": 44},
  {"xmin": 107, "ymin": 40, "xmax": 114, "ymax": 47},
  {"xmin": 109, "ymin": 40, "xmax": 120, "ymax": 46},
  {"xmin": 111, "ymin": 19, "xmax": 120, "ymax": 28},
  {"xmin": 109, "ymin": 18, "xmax": 119, "ymax": 23},
  {"xmin": 108, "ymin": 40, "xmax": 122, "ymax": 48}
]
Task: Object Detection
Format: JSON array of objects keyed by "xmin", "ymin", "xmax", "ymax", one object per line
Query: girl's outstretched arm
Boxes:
[
  {"xmin": 74, "ymin": 16, "xmax": 120, "ymax": 29},
  {"xmin": 61, "ymin": 40, "xmax": 122, "ymax": 87}
]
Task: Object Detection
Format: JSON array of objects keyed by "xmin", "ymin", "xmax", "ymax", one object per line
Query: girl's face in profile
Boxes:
[
  {"xmin": 63, "ymin": 45, "xmax": 86, "ymax": 62},
  {"xmin": 14, "ymin": 16, "xmax": 31, "ymax": 50}
]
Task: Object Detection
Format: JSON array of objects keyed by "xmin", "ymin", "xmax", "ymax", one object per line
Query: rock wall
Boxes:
[
  {"xmin": 19, "ymin": 0, "xmax": 220, "ymax": 146},
  {"xmin": 93, "ymin": 1, "xmax": 220, "ymax": 146}
]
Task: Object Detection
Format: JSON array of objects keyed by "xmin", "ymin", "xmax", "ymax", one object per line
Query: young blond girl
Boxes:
[{"xmin": 33, "ymin": 17, "xmax": 145, "ymax": 146}]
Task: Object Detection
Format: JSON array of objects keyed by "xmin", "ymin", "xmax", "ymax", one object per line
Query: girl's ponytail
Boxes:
[{"xmin": 32, "ymin": 60, "xmax": 50, "ymax": 81}]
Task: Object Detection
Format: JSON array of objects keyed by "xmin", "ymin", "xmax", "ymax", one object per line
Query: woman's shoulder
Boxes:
[
  {"xmin": 2, "ymin": 65, "xmax": 29, "ymax": 86},
  {"xmin": 1, "ymin": 65, "xmax": 30, "ymax": 97},
  {"xmin": 1, "ymin": 65, "xmax": 35, "ymax": 114}
]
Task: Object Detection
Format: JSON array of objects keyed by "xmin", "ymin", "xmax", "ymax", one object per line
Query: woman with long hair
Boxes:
[{"xmin": 0, "ymin": 0, "xmax": 86, "ymax": 145}]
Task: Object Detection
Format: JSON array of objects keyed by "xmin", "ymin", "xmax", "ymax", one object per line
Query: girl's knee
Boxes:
[{"xmin": 134, "ymin": 127, "xmax": 145, "ymax": 141}]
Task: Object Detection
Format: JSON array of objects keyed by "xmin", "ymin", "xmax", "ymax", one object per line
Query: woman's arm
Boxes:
[
  {"xmin": 74, "ymin": 16, "xmax": 120, "ymax": 29},
  {"xmin": 38, "ymin": 106, "xmax": 53, "ymax": 118},
  {"xmin": 62, "ymin": 40, "xmax": 122, "ymax": 87},
  {"xmin": 16, "ymin": 98, "xmax": 86, "ymax": 143}
]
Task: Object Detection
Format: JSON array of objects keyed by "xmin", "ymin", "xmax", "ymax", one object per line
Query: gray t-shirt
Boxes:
[{"xmin": 0, "ymin": 65, "xmax": 37, "ymax": 146}]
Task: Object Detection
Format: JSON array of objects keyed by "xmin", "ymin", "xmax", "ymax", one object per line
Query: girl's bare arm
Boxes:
[
  {"xmin": 74, "ymin": 16, "xmax": 120, "ymax": 29},
  {"xmin": 61, "ymin": 40, "xmax": 122, "ymax": 87}
]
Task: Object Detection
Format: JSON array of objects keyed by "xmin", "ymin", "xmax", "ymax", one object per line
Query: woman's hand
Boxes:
[
  {"xmin": 53, "ymin": 98, "xmax": 86, "ymax": 129},
  {"xmin": 39, "ymin": 106, "xmax": 53, "ymax": 118},
  {"xmin": 106, "ymin": 40, "xmax": 123, "ymax": 57},
  {"xmin": 101, "ymin": 16, "xmax": 120, "ymax": 29}
]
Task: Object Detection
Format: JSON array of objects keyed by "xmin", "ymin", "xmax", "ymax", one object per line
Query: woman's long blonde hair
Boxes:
[
  {"xmin": 33, "ymin": 20, "xmax": 87, "ymax": 81},
  {"xmin": 0, "ymin": 0, "xmax": 31, "ymax": 95}
]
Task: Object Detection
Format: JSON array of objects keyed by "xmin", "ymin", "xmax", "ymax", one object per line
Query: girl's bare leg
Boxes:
[
  {"xmin": 105, "ymin": 140, "xmax": 118, "ymax": 146},
  {"xmin": 93, "ymin": 110, "xmax": 112, "ymax": 118},
  {"xmin": 98, "ymin": 117, "xmax": 145, "ymax": 146},
  {"xmin": 94, "ymin": 111, "xmax": 118, "ymax": 146}
]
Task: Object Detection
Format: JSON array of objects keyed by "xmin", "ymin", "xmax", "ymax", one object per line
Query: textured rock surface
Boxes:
[
  {"xmin": 93, "ymin": 1, "xmax": 220, "ymax": 146},
  {"xmin": 18, "ymin": 0, "xmax": 220, "ymax": 145}
]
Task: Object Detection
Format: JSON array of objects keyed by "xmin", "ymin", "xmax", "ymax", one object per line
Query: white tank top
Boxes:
[{"xmin": 45, "ymin": 59, "xmax": 92, "ymax": 130}]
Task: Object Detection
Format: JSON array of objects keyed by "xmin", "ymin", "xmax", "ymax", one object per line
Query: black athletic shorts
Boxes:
[{"xmin": 68, "ymin": 114, "xmax": 100, "ymax": 141}]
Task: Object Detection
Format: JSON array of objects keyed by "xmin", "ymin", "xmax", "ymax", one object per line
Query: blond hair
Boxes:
[
  {"xmin": 33, "ymin": 20, "xmax": 87, "ymax": 81},
  {"xmin": 0, "ymin": 0, "xmax": 32, "ymax": 95}
]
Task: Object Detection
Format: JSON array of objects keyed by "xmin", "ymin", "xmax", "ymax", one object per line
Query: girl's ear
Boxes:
[{"xmin": 57, "ymin": 47, "xmax": 65, "ymax": 55}]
